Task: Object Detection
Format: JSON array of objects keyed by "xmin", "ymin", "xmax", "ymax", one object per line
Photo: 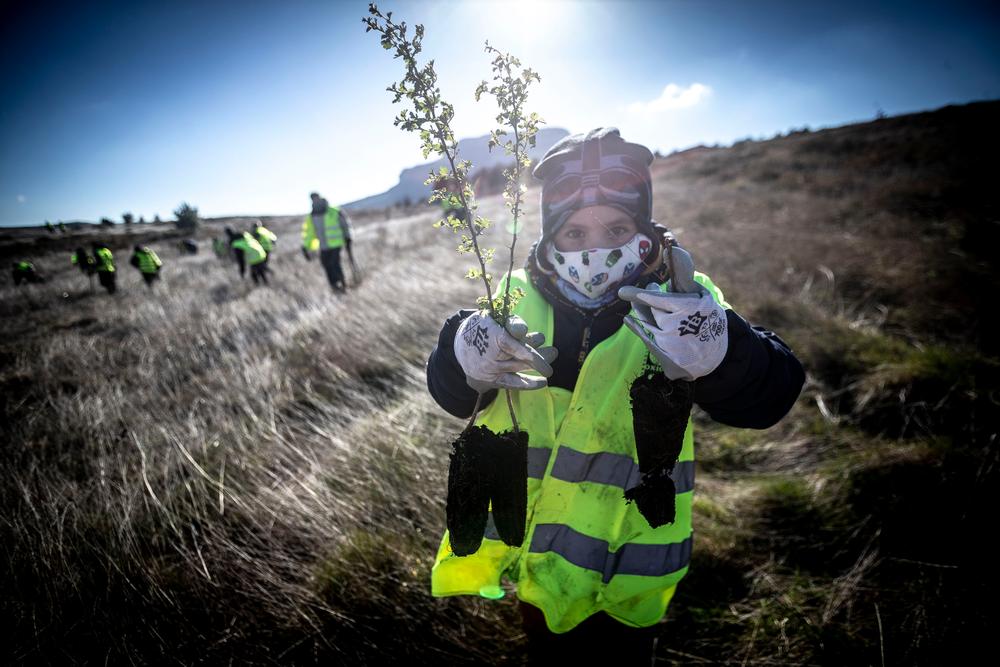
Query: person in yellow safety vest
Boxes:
[
  {"xmin": 254, "ymin": 220, "xmax": 277, "ymax": 268},
  {"xmin": 226, "ymin": 227, "xmax": 269, "ymax": 285},
  {"xmin": 91, "ymin": 242, "xmax": 117, "ymax": 294},
  {"xmin": 302, "ymin": 192, "xmax": 352, "ymax": 293},
  {"xmin": 425, "ymin": 128, "xmax": 805, "ymax": 662},
  {"xmin": 12, "ymin": 260, "xmax": 44, "ymax": 285},
  {"xmin": 254, "ymin": 220, "xmax": 277, "ymax": 252},
  {"xmin": 71, "ymin": 246, "xmax": 96, "ymax": 275},
  {"xmin": 129, "ymin": 245, "xmax": 163, "ymax": 288}
]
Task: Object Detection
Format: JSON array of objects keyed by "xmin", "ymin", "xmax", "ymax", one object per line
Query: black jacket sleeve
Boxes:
[
  {"xmin": 426, "ymin": 310, "xmax": 499, "ymax": 418},
  {"xmin": 693, "ymin": 310, "xmax": 805, "ymax": 429}
]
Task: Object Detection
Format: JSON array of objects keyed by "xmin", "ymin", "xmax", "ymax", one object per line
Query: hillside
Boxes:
[{"xmin": 1, "ymin": 100, "xmax": 997, "ymax": 665}]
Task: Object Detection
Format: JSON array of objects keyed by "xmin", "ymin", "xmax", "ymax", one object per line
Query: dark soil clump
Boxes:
[{"xmin": 625, "ymin": 366, "xmax": 694, "ymax": 528}]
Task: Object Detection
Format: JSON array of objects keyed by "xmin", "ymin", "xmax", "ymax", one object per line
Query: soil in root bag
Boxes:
[
  {"xmin": 488, "ymin": 430, "xmax": 528, "ymax": 547},
  {"xmin": 624, "ymin": 367, "xmax": 694, "ymax": 528},
  {"xmin": 447, "ymin": 425, "xmax": 494, "ymax": 556}
]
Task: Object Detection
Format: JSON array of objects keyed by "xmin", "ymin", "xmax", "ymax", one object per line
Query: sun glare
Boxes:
[{"xmin": 491, "ymin": 0, "xmax": 566, "ymax": 44}]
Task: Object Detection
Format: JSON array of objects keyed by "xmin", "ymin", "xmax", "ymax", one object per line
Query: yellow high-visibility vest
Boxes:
[
  {"xmin": 231, "ymin": 233, "xmax": 266, "ymax": 265},
  {"xmin": 301, "ymin": 208, "xmax": 345, "ymax": 251},
  {"xmin": 134, "ymin": 248, "xmax": 162, "ymax": 274},
  {"xmin": 255, "ymin": 226, "xmax": 277, "ymax": 252},
  {"xmin": 95, "ymin": 248, "xmax": 115, "ymax": 273}
]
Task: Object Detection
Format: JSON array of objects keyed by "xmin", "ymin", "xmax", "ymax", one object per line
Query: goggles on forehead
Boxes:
[{"xmin": 542, "ymin": 153, "xmax": 648, "ymax": 216}]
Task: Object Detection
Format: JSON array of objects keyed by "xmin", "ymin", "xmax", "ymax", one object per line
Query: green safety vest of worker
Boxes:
[
  {"xmin": 133, "ymin": 247, "xmax": 162, "ymax": 274},
  {"xmin": 301, "ymin": 208, "xmax": 345, "ymax": 251},
  {"xmin": 431, "ymin": 268, "xmax": 729, "ymax": 633},
  {"xmin": 95, "ymin": 248, "xmax": 115, "ymax": 272},
  {"xmin": 231, "ymin": 233, "xmax": 267, "ymax": 265},
  {"xmin": 255, "ymin": 226, "xmax": 277, "ymax": 253}
]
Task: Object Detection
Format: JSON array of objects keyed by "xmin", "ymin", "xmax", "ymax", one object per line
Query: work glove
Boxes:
[
  {"xmin": 453, "ymin": 311, "xmax": 557, "ymax": 393},
  {"xmin": 618, "ymin": 246, "xmax": 728, "ymax": 381}
]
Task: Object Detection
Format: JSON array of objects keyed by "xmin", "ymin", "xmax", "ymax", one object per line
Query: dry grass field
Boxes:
[{"xmin": 2, "ymin": 101, "xmax": 997, "ymax": 665}]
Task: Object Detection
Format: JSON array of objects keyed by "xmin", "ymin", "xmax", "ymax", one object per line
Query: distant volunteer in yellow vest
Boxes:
[
  {"xmin": 254, "ymin": 221, "xmax": 277, "ymax": 254},
  {"xmin": 71, "ymin": 247, "xmax": 96, "ymax": 275},
  {"xmin": 302, "ymin": 192, "xmax": 352, "ymax": 293},
  {"xmin": 12, "ymin": 260, "xmax": 43, "ymax": 285},
  {"xmin": 227, "ymin": 227, "xmax": 269, "ymax": 286},
  {"xmin": 129, "ymin": 245, "xmax": 163, "ymax": 288},
  {"xmin": 425, "ymin": 128, "xmax": 804, "ymax": 661},
  {"xmin": 91, "ymin": 242, "xmax": 117, "ymax": 295}
]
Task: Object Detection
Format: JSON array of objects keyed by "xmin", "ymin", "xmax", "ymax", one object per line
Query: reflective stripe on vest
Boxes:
[
  {"xmin": 526, "ymin": 446, "xmax": 695, "ymax": 493},
  {"xmin": 431, "ymin": 267, "xmax": 729, "ymax": 632}
]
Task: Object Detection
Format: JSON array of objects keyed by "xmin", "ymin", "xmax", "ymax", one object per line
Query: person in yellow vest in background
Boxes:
[
  {"xmin": 71, "ymin": 246, "xmax": 96, "ymax": 284},
  {"xmin": 254, "ymin": 220, "xmax": 277, "ymax": 268},
  {"xmin": 129, "ymin": 245, "xmax": 163, "ymax": 288},
  {"xmin": 91, "ymin": 242, "xmax": 116, "ymax": 294},
  {"xmin": 426, "ymin": 129, "xmax": 805, "ymax": 663},
  {"xmin": 226, "ymin": 227, "xmax": 269, "ymax": 285},
  {"xmin": 302, "ymin": 192, "xmax": 352, "ymax": 293},
  {"xmin": 12, "ymin": 260, "xmax": 44, "ymax": 285}
]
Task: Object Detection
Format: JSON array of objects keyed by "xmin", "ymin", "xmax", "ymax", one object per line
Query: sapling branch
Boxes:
[
  {"xmin": 477, "ymin": 43, "xmax": 543, "ymax": 435},
  {"xmin": 366, "ymin": 5, "xmax": 495, "ymax": 314},
  {"xmin": 366, "ymin": 6, "xmax": 542, "ymax": 434},
  {"xmin": 367, "ymin": 6, "xmax": 540, "ymax": 552}
]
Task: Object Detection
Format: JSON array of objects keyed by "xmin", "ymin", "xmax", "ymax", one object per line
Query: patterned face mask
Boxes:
[{"xmin": 545, "ymin": 233, "xmax": 653, "ymax": 300}]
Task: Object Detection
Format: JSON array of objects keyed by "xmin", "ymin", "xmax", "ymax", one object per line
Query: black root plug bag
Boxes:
[
  {"xmin": 446, "ymin": 425, "xmax": 493, "ymax": 556},
  {"xmin": 446, "ymin": 425, "xmax": 529, "ymax": 556},
  {"xmin": 488, "ymin": 430, "xmax": 528, "ymax": 546},
  {"xmin": 624, "ymin": 365, "xmax": 694, "ymax": 528}
]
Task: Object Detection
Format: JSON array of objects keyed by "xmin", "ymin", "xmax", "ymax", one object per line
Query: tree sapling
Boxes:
[{"xmin": 364, "ymin": 5, "xmax": 543, "ymax": 555}]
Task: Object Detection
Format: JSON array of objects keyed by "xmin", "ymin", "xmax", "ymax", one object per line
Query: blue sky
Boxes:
[{"xmin": 1, "ymin": 0, "xmax": 998, "ymax": 227}]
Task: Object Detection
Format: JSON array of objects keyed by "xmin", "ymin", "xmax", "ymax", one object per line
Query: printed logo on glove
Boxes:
[
  {"xmin": 677, "ymin": 309, "xmax": 726, "ymax": 342},
  {"xmin": 454, "ymin": 312, "xmax": 559, "ymax": 393}
]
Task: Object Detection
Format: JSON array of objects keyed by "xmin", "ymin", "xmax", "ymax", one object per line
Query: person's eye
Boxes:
[
  {"xmin": 609, "ymin": 226, "xmax": 628, "ymax": 237},
  {"xmin": 566, "ymin": 229, "xmax": 583, "ymax": 239}
]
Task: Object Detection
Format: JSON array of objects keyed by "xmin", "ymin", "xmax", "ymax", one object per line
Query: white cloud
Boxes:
[
  {"xmin": 627, "ymin": 83, "xmax": 712, "ymax": 113},
  {"xmin": 16, "ymin": 194, "xmax": 26, "ymax": 204}
]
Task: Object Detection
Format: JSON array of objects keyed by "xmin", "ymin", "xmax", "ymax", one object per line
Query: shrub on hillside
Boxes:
[{"xmin": 173, "ymin": 203, "xmax": 199, "ymax": 231}]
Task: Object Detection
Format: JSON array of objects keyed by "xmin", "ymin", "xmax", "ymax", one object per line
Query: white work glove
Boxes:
[
  {"xmin": 454, "ymin": 312, "xmax": 558, "ymax": 392},
  {"xmin": 618, "ymin": 247, "xmax": 728, "ymax": 381}
]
